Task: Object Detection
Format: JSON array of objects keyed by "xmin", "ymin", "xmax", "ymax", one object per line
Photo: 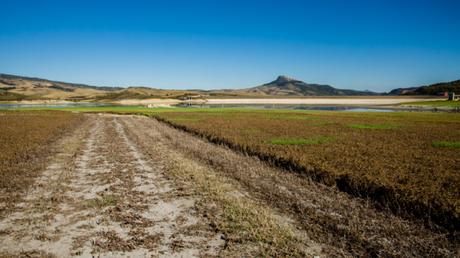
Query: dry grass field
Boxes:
[
  {"xmin": 0, "ymin": 109, "xmax": 458, "ymax": 256},
  {"xmin": 153, "ymin": 109, "xmax": 460, "ymax": 230},
  {"xmin": 0, "ymin": 112, "xmax": 335, "ymax": 257},
  {"xmin": 0, "ymin": 111, "xmax": 82, "ymax": 215}
]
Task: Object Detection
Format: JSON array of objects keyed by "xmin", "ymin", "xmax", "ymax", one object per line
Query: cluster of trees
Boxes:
[
  {"xmin": 414, "ymin": 80, "xmax": 460, "ymax": 95},
  {"xmin": 390, "ymin": 79, "xmax": 460, "ymax": 95}
]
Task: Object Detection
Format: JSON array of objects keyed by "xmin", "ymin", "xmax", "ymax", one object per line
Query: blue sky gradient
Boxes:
[{"xmin": 1, "ymin": 0, "xmax": 459, "ymax": 91}]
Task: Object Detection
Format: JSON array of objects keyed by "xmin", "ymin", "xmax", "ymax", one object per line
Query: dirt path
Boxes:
[
  {"xmin": 0, "ymin": 114, "xmax": 223, "ymax": 257},
  {"xmin": 0, "ymin": 114, "xmax": 457, "ymax": 257}
]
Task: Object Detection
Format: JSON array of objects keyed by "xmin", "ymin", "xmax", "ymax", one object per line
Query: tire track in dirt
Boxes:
[
  {"xmin": 120, "ymin": 115, "xmax": 327, "ymax": 257},
  {"xmin": 0, "ymin": 114, "xmax": 224, "ymax": 257}
]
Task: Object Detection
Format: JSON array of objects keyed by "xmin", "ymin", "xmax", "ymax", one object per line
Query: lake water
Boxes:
[
  {"xmin": 0, "ymin": 103, "xmax": 433, "ymax": 113},
  {"xmin": 174, "ymin": 104, "xmax": 396, "ymax": 112},
  {"xmin": 0, "ymin": 102, "xmax": 111, "ymax": 109}
]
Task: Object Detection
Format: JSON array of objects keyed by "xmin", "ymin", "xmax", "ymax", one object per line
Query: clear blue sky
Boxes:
[{"xmin": 1, "ymin": 0, "xmax": 459, "ymax": 92}]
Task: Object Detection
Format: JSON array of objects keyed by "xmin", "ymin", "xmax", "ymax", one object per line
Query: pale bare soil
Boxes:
[
  {"xmin": 110, "ymin": 99, "xmax": 181, "ymax": 106},
  {"xmin": 0, "ymin": 115, "xmax": 223, "ymax": 257},
  {"xmin": 0, "ymin": 114, "xmax": 457, "ymax": 257},
  {"xmin": 205, "ymin": 97, "xmax": 441, "ymax": 105}
]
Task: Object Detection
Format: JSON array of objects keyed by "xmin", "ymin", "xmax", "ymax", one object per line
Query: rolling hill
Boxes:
[
  {"xmin": 0, "ymin": 74, "xmax": 116, "ymax": 101},
  {"xmin": 389, "ymin": 79, "xmax": 460, "ymax": 95},
  {"xmin": 96, "ymin": 87, "xmax": 204, "ymax": 100},
  {"xmin": 0, "ymin": 73, "xmax": 203, "ymax": 101},
  {"xmin": 236, "ymin": 76, "xmax": 378, "ymax": 96},
  {"xmin": 0, "ymin": 73, "xmax": 380, "ymax": 101}
]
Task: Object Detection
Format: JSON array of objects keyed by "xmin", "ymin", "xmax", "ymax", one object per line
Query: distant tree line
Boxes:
[{"xmin": 413, "ymin": 80, "xmax": 460, "ymax": 95}]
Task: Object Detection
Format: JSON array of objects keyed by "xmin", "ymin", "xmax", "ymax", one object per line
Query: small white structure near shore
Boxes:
[{"xmin": 448, "ymin": 92, "xmax": 459, "ymax": 101}]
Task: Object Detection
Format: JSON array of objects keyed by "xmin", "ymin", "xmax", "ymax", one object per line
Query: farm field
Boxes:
[
  {"xmin": 151, "ymin": 109, "xmax": 460, "ymax": 230},
  {"xmin": 0, "ymin": 109, "xmax": 459, "ymax": 256},
  {"xmin": 3, "ymin": 0, "xmax": 460, "ymax": 256},
  {"xmin": 0, "ymin": 111, "xmax": 82, "ymax": 215}
]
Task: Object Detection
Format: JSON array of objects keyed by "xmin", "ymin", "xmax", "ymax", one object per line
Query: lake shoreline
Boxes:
[
  {"xmin": 0, "ymin": 96, "xmax": 443, "ymax": 105},
  {"xmin": 2, "ymin": 97, "xmax": 457, "ymax": 112}
]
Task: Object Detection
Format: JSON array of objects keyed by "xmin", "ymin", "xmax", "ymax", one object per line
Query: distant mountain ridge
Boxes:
[
  {"xmin": 240, "ymin": 75, "xmax": 378, "ymax": 96},
  {"xmin": 1, "ymin": 72, "xmax": 457, "ymax": 101},
  {"xmin": 0, "ymin": 73, "xmax": 380, "ymax": 100}
]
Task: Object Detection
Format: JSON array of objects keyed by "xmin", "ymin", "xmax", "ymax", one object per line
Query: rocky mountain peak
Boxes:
[{"xmin": 274, "ymin": 75, "xmax": 297, "ymax": 84}]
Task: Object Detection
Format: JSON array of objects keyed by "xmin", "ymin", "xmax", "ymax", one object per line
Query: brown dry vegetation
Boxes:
[
  {"xmin": 153, "ymin": 110, "xmax": 460, "ymax": 231},
  {"xmin": 0, "ymin": 112, "xmax": 458, "ymax": 256},
  {"xmin": 0, "ymin": 111, "xmax": 82, "ymax": 216},
  {"xmin": 122, "ymin": 115, "xmax": 458, "ymax": 256},
  {"xmin": 0, "ymin": 114, "xmax": 321, "ymax": 257},
  {"xmin": 119, "ymin": 117, "xmax": 322, "ymax": 256}
]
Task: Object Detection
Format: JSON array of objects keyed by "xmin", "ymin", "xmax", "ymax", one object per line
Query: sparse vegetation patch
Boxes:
[
  {"xmin": 432, "ymin": 140, "xmax": 460, "ymax": 149},
  {"xmin": 168, "ymin": 117, "xmax": 201, "ymax": 122},
  {"xmin": 267, "ymin": 136, "xmax": 332, "ymax": 145},
  {"xmin": 85, "ymin": 195, "xmax": 118, "ymax": 208},
  {"xmin": 348, "ymin": 124, "xmax": 398, "ymax": 129}
]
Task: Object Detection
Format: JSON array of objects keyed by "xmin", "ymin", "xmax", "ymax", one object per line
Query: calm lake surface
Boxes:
[
  {"xmin": 174, "ymin": 104, "xmax": 396, "ymax": 112},
  {"xmin": 0, "ymin": 103, "xmax": 438, "ymax": 112},
  {"xmin": 0, "ymin": 103, "xmax": 111, "ymax": 109}
]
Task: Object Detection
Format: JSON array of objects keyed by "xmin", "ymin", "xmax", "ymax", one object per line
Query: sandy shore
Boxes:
[
  {"xmin": 0, "ymin": 97, "xmax": 443, "ymax": 106},
  {"xmin": 204, "ymin": 98, "xmax": 441, "ymax": 105},
  {"xmin": 111, "ymin": 98, "xmax": 181, "ymax": 105}
]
